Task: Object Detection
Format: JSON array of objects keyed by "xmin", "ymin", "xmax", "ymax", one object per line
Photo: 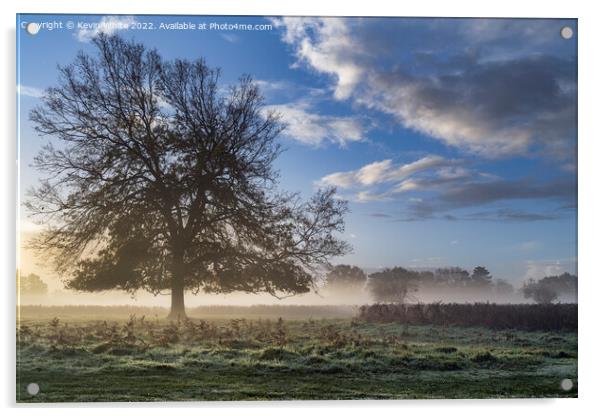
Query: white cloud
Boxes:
[
  {"xmin": 77, "ymin": 16, "xmax": 136, "ymax": 42},
  {"xmin": 363, "ymin": 72, "xmax": 542, "ymax": 157},
  {"xmin": 354, "ymin": 190, "xmax": 390, "ymax": 203},
  {"xmin": 274, "ymin": 18, "xmax": 577, "ymax": 159},
  {"xmin": 436, "ymin": 166, "xmax": 471, "ymax": 180},
  {"xmin": 317, "ymin": 155, "xmax": 456, "ymax": 189},
  {"xmin": 271, "ymin": 17, "xmax": 363, "ymax": 100},
  {"xmin": 356, "ymin": 160, "xmax": 393, "ymax": 186},
  {"xmin": 317, "ymin": 153, "xmax": 574, "ymax": 221},
  {"xmin": 265, "ymin": 101, "xmax": 363, "ymax": 146},
  {"xmin": 17, "ymin": 84, "xmax": 43, "ymax": 98},
  {"xmin": 392, "ymin": 179, "xmax": 420, "ymax": 193},
  {"xmin": 255, "ymin": 79, "xmax": 289, "ymax": 92},
  {"xmin": 390, "ymin": 155, "xmax": 451, "ymax": 178},
  {"xmin": 318, "ymin": 171, "xmax": 357, "ymax": 189}
]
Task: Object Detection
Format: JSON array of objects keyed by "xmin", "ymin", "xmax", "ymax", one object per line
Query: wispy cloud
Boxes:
[
  {"xmin": 317, "ymin": 155, "xmax": 456, "ymax": 189},
  {"xmin": 271, "ymin": 17, "xmax": 362, "ymax": 100},
  {"xmin": 17, "ymin": 84, "xmax": 44, "ymax": 98},
  {"xmin": 398, "ymin": 178, "xmax": 575, "ymax": 222},
  {"xmin": 255, "ymin": 79, "xmax": 290, "ymax": 92},
  {"xmin": 76, "ymin": 16, "xmax": 136, "ymax": 42},
  {"xmin": 265, "ymin": 100, "xmax": 364, "ymax": 147},
  {"xmin": 463, "ymin": 209, "xmax": 559, "ymax": 222},
  {"xmin": 319, "ymin": 154, "xmax": 575, "ymax": 221}
]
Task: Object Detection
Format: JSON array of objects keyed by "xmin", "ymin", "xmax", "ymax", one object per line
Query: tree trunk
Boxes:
[
  {"xmin": 168, "ymin": 282, "xmax": 186, "ymax": 320},
  {"xmin": 167, "ymin": 250, "xmax": 187, "ymax": 320}
]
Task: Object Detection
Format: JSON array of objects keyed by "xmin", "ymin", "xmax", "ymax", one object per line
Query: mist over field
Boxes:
[
  {"xmin": 19, "ymin": 233, "xmax": 577, "ymax": 307},
  {"xmin": 17, "ymin": 288, "xmax": 577, "ymax": 308},
  {"xmin": 17, "ymin": 269, "xmax": 577, "ymax": 308}
]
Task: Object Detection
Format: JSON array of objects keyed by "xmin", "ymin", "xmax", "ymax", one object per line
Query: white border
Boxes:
[{"xmin": 2, "ymin": 1, "xmax": 601, "ymax": 415}]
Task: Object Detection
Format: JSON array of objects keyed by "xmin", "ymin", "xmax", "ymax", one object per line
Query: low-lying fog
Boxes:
[
  {"xmin": 17, "ymin": 286, "xmax": 577, "ymax": 307},
  {"xmin": 18, "ymin": 236, "xmax": 577, "ymax": 306}
]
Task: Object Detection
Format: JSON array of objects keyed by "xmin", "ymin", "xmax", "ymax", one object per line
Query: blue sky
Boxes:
[{"xmin": 17, "ymin": 14, "xmax": 577, "ymax": 283}]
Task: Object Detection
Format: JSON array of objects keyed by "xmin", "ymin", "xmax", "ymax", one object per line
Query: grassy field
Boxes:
[{"xmin": 16, "ymin": 306, "xmax": 577, "ymax": 402}]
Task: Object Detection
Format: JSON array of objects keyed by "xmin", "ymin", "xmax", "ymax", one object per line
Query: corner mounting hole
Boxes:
[
  {"xmin": 560, "ymin": 26, "xmax": 574, "ymax": 40},
  {"xmin": 560, "ymin": 378, "xmax": 573, "ymax": 391},
  {"xmin": 26, "ymin": 22, "xmax": 40, "ymax": 35},
  {"xmin": 26, "ymin": 382, "xmax": 40, "ymax": 396}
]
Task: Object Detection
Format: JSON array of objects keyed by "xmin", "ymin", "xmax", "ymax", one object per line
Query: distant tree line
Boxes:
[{"xmin": 325, "ymin": 264, "xmax": 577, "ymax": 304}]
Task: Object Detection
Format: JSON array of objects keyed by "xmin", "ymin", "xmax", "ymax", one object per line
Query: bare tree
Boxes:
[{"xmin": 27, "ymin": 35, "xmax": 351, "ymax": 318}]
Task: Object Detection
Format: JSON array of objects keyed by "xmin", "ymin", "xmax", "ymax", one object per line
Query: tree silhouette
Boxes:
[
  {"xmin": 27, "ymin": 35, "xmax": 350, "ymax": 318},
  {"xmin": 523, "ymin": 279, "xmax": 558, "ymax": 304},
  {"xmin": 522, "ymin": 273, "xmax": 577, "ymax": 304},
  {"xmin": 434, "ymin": 267, "xmax": 471, "ymax": 288},
  {"xmin": 538, "ymin": 273, "xmax": 577, "ymax": 299},
  {"xmin": 19, "ymin": 272, "xmax": 48, "ymax": 297},
  {"xmin": 324, "ymin": 264, "xmax": 367, "ymax": 295},
  {"xmin": 367, "ymin": 267, "xmax": 419, "ymax": 304},
  {"xmin": 470, "ymin": 266, "xmax": 493, "ymax": 288}
]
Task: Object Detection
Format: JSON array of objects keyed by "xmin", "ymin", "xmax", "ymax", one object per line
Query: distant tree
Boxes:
[
  {"xmin": 434, "ymin": 267, "xmax": 471, "ymax": 288},
  {"xmin": 523, "ymin": 279, "xmax": 558, "ymax": 304},
  {"xmin": 367, "ymin": 267, "xmax": 419, "ymax": 304},
  {"xmin": 27, "ymin": 34, "xmax": 350, "ymax": 319},
  {"xmin": 470, "ymin": 266, "xmax": 493, "ymax": 288},
  {"xmin": 19, "ymin": 272, "xmax": 48, "ymax": 296},
  {"xmin": 493, "ymin": 279, "xmax": 514, "ymax": 296},
  {"xmin": 417, "ymin": 270, "xmax": 435, "ymax": 286},
  {"xmin": 324, "ymin": 265, "xmax": 367, "ymax": 294},
  {"xmin": 539, "ymin": 273, "xmax": 577, "ymax": 298},
  {"xmin": 522, "ymin": 273, "xmax": 577, "ymax": 304}
]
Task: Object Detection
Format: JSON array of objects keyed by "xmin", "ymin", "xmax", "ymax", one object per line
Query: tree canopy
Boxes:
[
  {"xmin": 523, "ymin": 273, "xmax": 577, "ymax": 304},
  {"xmin": 324, "ymin": 264, "xmax": 367, "ymax": 294},
  {"xmin": 27, "ymin": 34, "xmax": 350, "ymax": 318},
  {"xmin": 367, "ymin": 267, "xmax": 419, "ymax": 304},
  {"xmin": 19, "ymin": 272, "xmax": 49, "ymax": 297},
  {"xmin": 470, "ymin": 266, "xmax": 493, "ymax": 288}
]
